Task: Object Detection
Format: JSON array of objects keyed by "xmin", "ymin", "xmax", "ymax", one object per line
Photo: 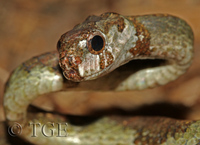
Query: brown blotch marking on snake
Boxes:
[
  {"xmin": 23, "ymin": 51, "xmax": 59, "ymax": 72},
  {"xmin": 38, "ymin": 52, "xmax": 59, "ymax": 70},
  {"xmin": 77, "ymin": 12, "xmax": 126, "ymax": 34},
  {"xmin": 60, "ymin": 54, "xmax": 83, "ymax": 81},
  {"xmin": 99, "ymin": 50, "xmax": 114, "ymax": 69},
  {"xmin": 112, "ymin": 117, "xmax": 194, "ymax": 144},
  {"xmin": 128, "ymin": 17, "xmax": 151, "ymax": 57},
  {"xmin": 22, "ymin": 57, "xmax": 40, "ymax": 71},
  {"xmin": 100, "ymin": 12, "xmax": 125, "ymax": 34},
  {"xmin": 99, "ymin": 53, "xmax": 105, "ymax": 69},
  {"xmin": 105, "ymin": 51, "xmax": 114, "ymax": 67}
]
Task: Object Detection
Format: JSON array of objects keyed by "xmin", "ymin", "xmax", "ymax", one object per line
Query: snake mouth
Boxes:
[{"xmin": 72, "ymin": 59, "xmax": 167, "ymax": 91}]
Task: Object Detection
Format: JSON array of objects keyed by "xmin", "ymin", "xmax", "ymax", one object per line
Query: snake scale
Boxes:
[{"xmin": 3, "ymin": 12, "xmax": 197, "ymax": 144}]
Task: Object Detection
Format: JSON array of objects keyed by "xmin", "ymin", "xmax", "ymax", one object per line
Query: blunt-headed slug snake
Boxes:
[{"xmin": 4, "ymin": 13, "xmax": 197, "ymax": 144}]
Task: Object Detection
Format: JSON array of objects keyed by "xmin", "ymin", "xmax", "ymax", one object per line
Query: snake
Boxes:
[{"xmin": 3, "ymin": 12, "xmax": 197, "ymax": 145}]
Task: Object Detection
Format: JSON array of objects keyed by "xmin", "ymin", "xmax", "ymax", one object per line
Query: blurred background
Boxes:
[{"xmin": 1, "ymin": 0, "xmax": 200, "ymax": 138}]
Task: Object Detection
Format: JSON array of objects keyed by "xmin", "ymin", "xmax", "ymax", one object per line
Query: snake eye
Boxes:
[
  {"xmin": 87, "ymin": 32, "xmax": 105, "ymax": 54},
  {"xmin": 91, "ymin": 35, "xmax": 104, "ymax": 51}
]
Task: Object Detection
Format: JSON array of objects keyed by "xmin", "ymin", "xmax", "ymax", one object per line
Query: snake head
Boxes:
[{"xmin": 57, "ymin": 12, "xmax": 138, "ymax": 82}]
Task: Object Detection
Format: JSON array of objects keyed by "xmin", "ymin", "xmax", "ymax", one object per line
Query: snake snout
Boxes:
[{"xmin": 59, "ymin": 53, "xmax": 84, "ymax": 82}]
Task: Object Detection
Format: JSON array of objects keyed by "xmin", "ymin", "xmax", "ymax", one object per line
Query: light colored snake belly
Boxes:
[{"xmin": 4, "ymin": 13, "xmax": 197, "ymax": 144}]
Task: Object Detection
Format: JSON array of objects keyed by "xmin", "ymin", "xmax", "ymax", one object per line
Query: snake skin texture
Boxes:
[{"xmin": 4, "ymin": 13, "xmax": 196, "ymax": 144}]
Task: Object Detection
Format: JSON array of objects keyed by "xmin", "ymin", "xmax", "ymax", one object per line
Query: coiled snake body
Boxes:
[{"xmin": 4, "ymin": 13, "xmax": 197, "ymax": 144}]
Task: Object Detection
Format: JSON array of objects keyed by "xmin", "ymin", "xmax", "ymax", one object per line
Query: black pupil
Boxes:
[{"xmin": 91, "ymin": 35, "xmax": 104, "ymax": 51}]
